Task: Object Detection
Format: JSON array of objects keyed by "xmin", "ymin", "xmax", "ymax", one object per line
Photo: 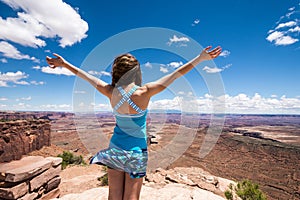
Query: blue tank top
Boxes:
[{"xmin": 109, "ymin": 85, "xmax": 148, "ymax": 151}]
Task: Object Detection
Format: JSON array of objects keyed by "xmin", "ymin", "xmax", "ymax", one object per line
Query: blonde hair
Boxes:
[{"xmin": 111, "ymin": 53, "xmax": 142, "ymax": 87}]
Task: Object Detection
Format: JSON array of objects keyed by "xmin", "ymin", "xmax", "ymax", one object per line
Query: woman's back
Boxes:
[
  {"xmin": 109, "ymin": 83, "xmax": 150, "ymax": 115},
  {"xmin": 109, "ymin": 84, "xmax": 148, "ymax": 151}
]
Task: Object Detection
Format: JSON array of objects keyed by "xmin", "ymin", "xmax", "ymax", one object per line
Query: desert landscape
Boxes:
[{"xmin": 1, "ymin": 111, "xmax": 300, "ymax": 199}]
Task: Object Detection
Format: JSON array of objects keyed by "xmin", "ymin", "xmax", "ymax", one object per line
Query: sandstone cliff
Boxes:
[{"xmin": 0, "ymin": 119, "xmax": 50, "ymax": 162}]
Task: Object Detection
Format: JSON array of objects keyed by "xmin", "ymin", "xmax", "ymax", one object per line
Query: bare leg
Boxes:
[
  {"xmin": 107, "ymin": 168, "xmax": 125, "ymax": 200},
  {"xmin": 123, "ymin": 173, "xmax": 143, "ymax": 200}
]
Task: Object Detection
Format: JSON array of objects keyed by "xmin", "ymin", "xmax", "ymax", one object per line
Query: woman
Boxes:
[{"xmin": 46, "ymin": 45, "xmax": 221, "ymax": 200}]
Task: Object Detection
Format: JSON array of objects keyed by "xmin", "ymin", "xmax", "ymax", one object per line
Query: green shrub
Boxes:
[
  {"xmin": 225, "ymin": 190, "xmax": 233, "ymax": 200},
  {"xmin": 225, "ymin": 179, "xmax": 267, "ymax": 200},
  {"xmin": 98, "ymin": 173, "xmax": 108, "ymax": 186},
  {"xmin": 57, "ymin": 151, "xmax": 86, "ymax": 169},
  {"xmin": 235, "ymin": 180, "xmax": 266, "ymax": 200}
]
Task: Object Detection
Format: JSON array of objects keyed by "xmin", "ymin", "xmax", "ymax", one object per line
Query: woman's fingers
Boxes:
[
  {"xmin": 199, "ymin": 46, "xmax": 222, "ymax": 60},
  {"xmin": 204, "ymin": 46, "xmax": 212, "ymax": 52},
  {"xmin": 209, "ymin": 46, "xmax": 221, "ymax": 53},
  {"xmin": 46, "ymin": 54, "xmax": 61, "ymax": 68},
  {"xmin": 208, "ymin": 46, "xmax": 222, "ymax": 58},
  {"xmin": 53, "ymin": 53, "xmax": 61, "ymax": 58},
  {"xmin": 46, "ymin": 56, "xmax": 52, "ymax": 61},
  {"xmin": 46, "ymin": 53, "xmax": 61, "ymax": 61}
]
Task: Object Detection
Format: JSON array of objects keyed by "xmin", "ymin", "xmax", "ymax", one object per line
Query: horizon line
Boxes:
[{"xmin": 1, "ymin": 110, "xmax": 300, "ymax": 116}]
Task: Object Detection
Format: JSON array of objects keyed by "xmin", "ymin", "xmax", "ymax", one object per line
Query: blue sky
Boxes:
[{"xmin": 0, "ymin": 0, "xmax": 299, "ymax": 114}]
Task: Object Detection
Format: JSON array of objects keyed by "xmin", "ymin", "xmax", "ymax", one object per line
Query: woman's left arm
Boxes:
[
  {"xmin": 46, "ymin": 53, "xmax": 112, "ymax": 97},
  {"xmin": 144, "ymin": 46, "xmax": 222, "ymax": 97}
]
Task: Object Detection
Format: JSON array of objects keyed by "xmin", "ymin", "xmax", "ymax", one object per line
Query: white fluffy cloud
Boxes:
[
  {"xmin": 149, "ymin": 96, "xmax": 183, "ymax": 111},
  {"xmin": 0, "ymin": 104, "xmax": 7, "ymax": 108},
  {"xmin": 3, "ymin": 93, "xmax": 298, "ymax": 114},
  {"xmin": 144, "ymin": 62, "xmax": 153, "ymax": 68},
  {"xmin": 32, "ymin": 66, "xmax": 41, "ymax": 70},
  {"xmin": 0, "ymin": 0, "xmax": 88, "ymax": 48},
  {"xmin": 192, "ymin": 19, "xmax": 200, "ymax": 26},
  {"xmin": 266, "ymin": 4, "xmax": 300, "ymax": 46},
  {"xmin": 219, "ymin": 50, "xmax": 231, "ymax": 58},
  {"xmin": 0, "ymin": 71, "xmax": 29, "ymax": 87},
  {"xmin": 30, "ymin": 80, "xmax": 45, "ymax": 85},
  {"xmin": 267, "ymin": 31, "xmax": 284, "ymax": 42},
  {"xmin": 167, "ymin": 35, "xmax": 190, "ymax": 46},
  {"xmin": 289, "ymin": 7, "xmax": 295, "ymax": 11},
  {"xmin": 202, "ymin": 66, "xmax": 222, "ymax": 73},
  {"xmin": 16, "ymin": 96, "xmax": 31, "ymax": 101},
  {"xmin": 93, "ymin": 103, "xmax": 112, "ymax": 111},
  {"xmin": 38, "ymin": 104, "xmax": 71, "ymax": 111},
  {"xmin": 0, "ymin": 58, "xmax": 8, "ymax": 63},
  {"xmin": 167, "ymin": 61, "xmax": 183, "ymax": 68},
  {"xmin": 289, "ymin": 26, "xmax": 300, "ymax": 32},
  {"xmin": 160, "ymin": 66, "xmax": 169, "ymax": 73},
  {"xmin": 223, "ymin": 93, "xmax": 300, "ymax": 114},
  {"xmin": 274, "ymin": 35, "xmax": 298, "ymax": 45},
  {"xmin": 12, "ymin": 102, "xmax": 31, "ymax": 110},
  {"xmin": 34, "ymin": 64, "xmax": 74, "ymax": 76},
  {"xmin": 0, "ymin": 41, "xmax": 38, "ymax": 61},
  {"xmin": 88, "ymin": 70, "xmax": 111, "ymax": 77},
  {"xmin": 266, "ymin": 31, "xmax": 299, "ymax": 45},
  {"xmin": 275, "ymin": 21, "xmax": 297, "ymax": 30},
  {"xmin": 0, "ymin": 70, "xmax": 45, "ymax": 87},
  {"xmin": 158, "ymin": 61, "xmax": 183, "ymax": 74},
  {"xmin": 148, "ymin": 93, "xmax": 300, "ymax": 114},
  {"xmin": 202, "ymin": 64, "xmax": 232, "ymax": 74},
  {"xmin": 41, "ymin": 66, "xmax": 74, "ymax": 76}
]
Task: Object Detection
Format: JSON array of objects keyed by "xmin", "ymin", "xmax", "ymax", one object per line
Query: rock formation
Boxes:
[
  {"xmin": 49, "ymin": 138, "xmax": 239, "ymax": 199},
  {"xmin": 0, "ymin": 156, "xmax": 62, "ymax": 200},
  {"xmin": 144, "ymin": 167, "xmax": 233, "ymax": 198},
  {"xmin": 53, "ymin": 166, "xmax": 232, "ymax": 200},
  {"xmin": 52, "ymin": 184, "xmax": 226, "ymax": 200},
  {"xmin": 0, "ymin": 120, "xmax": 50, "ymax": 162}
]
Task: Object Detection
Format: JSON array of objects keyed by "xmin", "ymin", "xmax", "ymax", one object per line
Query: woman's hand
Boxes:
[
  {"xmin": 46, "ymin": 53, "xmax": 66, "ymax": 68},
  {"xmin": 199, "ymin": 46, "xmax": 222, "ymax": 61}
]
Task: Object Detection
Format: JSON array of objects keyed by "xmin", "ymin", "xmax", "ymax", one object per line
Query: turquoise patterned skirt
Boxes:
[{"xmin": 90, "ymin": 147, "xmax": 148, "ymax": 178}]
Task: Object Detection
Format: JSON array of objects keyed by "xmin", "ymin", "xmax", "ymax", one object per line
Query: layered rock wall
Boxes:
[
  {"xmin": 0, "ymin": 156, "xmax": 62, "ymax": 200},
  {"xmin": 0, "ymin": 120, "xmax": 50, "ymax": 162}
]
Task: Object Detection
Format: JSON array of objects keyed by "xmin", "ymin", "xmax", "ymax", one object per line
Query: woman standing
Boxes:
[{"xmin": 46, "ymin": 45, "xmax": 221, "ymax": 200}]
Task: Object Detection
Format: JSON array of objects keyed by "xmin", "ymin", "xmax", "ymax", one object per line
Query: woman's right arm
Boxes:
[
  {"xmin": 144, "ymin": 46, "xmax": 222, "ymax": 97},
  {"xmin": 46, "ymin": 53, "xmax": 112, "ymax": 98}
]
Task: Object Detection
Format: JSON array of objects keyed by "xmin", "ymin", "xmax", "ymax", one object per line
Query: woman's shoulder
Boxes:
[
  {"xmin": 108, "ymin": 84, "xmax": 149, "ymax": 99},
  {"xmin": 135, "ymin": 85, "xmax": 149, "ymax": 96}
]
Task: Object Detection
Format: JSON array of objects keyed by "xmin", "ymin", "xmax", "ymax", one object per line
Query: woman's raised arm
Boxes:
[
  {"xmin": 144, "ymin": 46, "xmax": 222, "ymax": 97},
  {"xmin": 46, "ymin": 53, "xmax": 112, "ymax": 98}
]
